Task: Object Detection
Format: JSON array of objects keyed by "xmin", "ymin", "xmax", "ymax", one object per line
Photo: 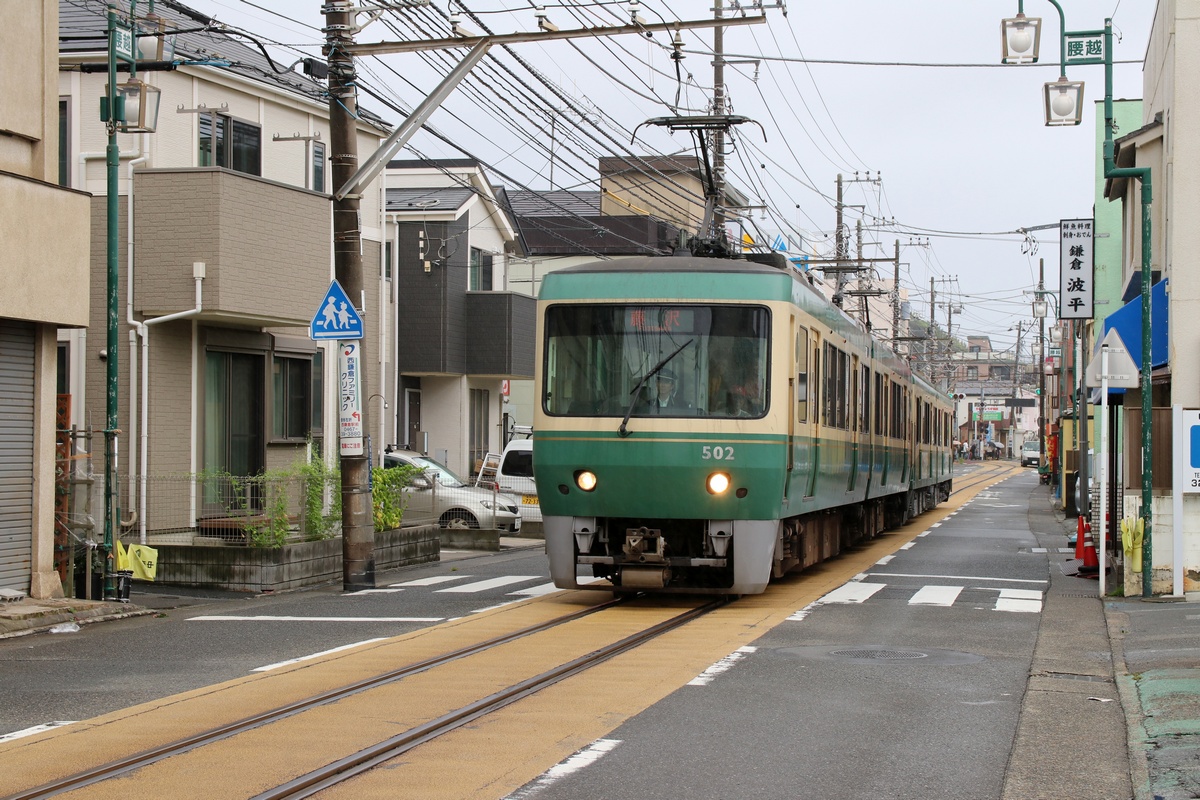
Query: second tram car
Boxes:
[{"xmin": 534, "ymin": 254, "xmax": 954, "ymax": 595}]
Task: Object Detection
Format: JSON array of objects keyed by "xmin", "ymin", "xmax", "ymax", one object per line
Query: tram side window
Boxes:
[
  {"xmin": 822, "ymin": 343, "xmax": 849, "ymax": 429},
  {"xmin": 874, "ymin": 373, "xmax": 885, "ymax": 435},
  {"xmin": 860, "ymin": 366, "xmax": 870, "ymax": 433},
  {"xmin": 796, "ymin": 328, "xmax": 808, "ymax": 423},
  {"xmin": 888, "ymin": 381, "xmax": 900, "ymax": 438}
]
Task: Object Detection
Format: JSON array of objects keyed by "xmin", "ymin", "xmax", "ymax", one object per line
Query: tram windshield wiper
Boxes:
[{"xmin": 617, "ymin": 339, "xmax": 693, "ymax": 438}]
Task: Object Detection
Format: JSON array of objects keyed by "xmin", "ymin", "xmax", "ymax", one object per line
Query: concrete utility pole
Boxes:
[
  {"xmin": 712, "ymin": 0, "xmax": 726, "ymax": 235},
  {"xmin": 1011, "ymin": 320, "xmax": 1024, "ymax": 456},
  {"xmin": 892, "ymin": 240, "xmax": 901, "ymax": 353},
  {"xmin": 325, "ymin": 0, "xmax": 374, "ymax": 592},
  {"xmin": 1038, "ymin": 258, "xmax": 1046, "ymax": 465}
]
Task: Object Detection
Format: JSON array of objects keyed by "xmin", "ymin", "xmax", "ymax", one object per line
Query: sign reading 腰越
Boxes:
[
  {"xmin": 339, "ymin": 342, "xmax": 364, "ymax": 456},
  {"xmin": 310, "ymin": 280, "xmax": 363, "ymax": 340},
  {"xmin": 1059, "ymin": 218, "xmax": 1094, "ymax": 320},
  {"xmin": 1064, "ymin": 30, "xmax": 1106, "ymax": 66}
]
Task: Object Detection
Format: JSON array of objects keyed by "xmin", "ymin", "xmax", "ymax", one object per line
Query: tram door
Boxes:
[
  {"xmin": 805, "ymin": 334, "xmax": 820, "ymax": 498},
  {"xmin": 848, "ymin": 355, "xmax": 859, "ymax": 493}
]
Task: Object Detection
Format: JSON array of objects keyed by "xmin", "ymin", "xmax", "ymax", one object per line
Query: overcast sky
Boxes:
[{"xmin": 180, "ymin": 0, "xmax": 1156, "ymax": 352}]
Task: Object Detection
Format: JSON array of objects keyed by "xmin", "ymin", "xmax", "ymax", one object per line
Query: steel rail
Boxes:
[
  {"xmin": 950, "ymin": 463, "xmax": 1018, "ymax": 496},
  {"xmin": 255, "ymin": 600, "xmax": 726, "ymax": 800},
  {"xmin": 6, "ymin": 596, "xmax": 628, "ymax": 800}
]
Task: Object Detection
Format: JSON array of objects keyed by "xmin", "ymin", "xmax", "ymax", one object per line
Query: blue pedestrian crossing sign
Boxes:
[{"xmin": 310, "ymin": 280, "xmax": 363, "ymax": 340}]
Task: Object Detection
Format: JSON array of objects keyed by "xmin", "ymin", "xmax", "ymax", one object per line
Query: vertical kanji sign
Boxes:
[{"xmin": 1059, "ymin": 218, "xmax": 1095, "ymax": 320}]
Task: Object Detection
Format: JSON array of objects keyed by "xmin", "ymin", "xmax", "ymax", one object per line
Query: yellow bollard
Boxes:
[{"xmin": 1121, "ymin": 517, "xmax": 1144, "ymax": 574}]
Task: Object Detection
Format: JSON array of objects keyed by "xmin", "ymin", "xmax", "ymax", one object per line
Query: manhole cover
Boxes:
[{"xmin": 829, "ymin": 648, "xmax": 928, "ymax": 661}]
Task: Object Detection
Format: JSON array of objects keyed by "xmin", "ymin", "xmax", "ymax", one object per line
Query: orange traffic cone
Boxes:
[
  {"xmin": 1074, "ymin": 516, "xmax": 1087, "ymax": 559},
  {"xmin": 1080, "ymin": 519, "xmax": 1099, "ymax": 570}
]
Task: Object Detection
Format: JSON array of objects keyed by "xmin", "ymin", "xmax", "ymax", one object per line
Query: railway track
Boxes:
[
  {"xmin": 4, "ymin": 597, "xmax": 724, "ymax": 800},
  {"xmin": 950, "ymin": 462, "xmax": 1023, "ymax": 496}
]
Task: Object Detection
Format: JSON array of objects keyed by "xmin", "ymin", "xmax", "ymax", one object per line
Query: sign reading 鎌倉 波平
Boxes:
[{"xmin": 1059, "ymin": 218, "xmax": 1094, "ymax": 320}]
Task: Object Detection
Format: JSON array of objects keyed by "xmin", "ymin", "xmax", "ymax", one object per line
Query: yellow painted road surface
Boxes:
[{"xmin": 0, "ymin": 464, "xmax": 1020, "ymax": 800}]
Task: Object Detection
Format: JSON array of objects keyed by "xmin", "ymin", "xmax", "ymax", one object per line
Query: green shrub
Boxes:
[{"xmin": 372, "ymin": 463, "xmax": 419, "ymax": 532}]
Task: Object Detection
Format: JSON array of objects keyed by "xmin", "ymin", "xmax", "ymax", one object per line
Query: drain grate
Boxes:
[
  {"xmin": 1054, "ymin": 592, "xmax": 1097, "ymax": 598},
  {"xmin": 830, "ymin": 648, "xmax": 928, "ymax": 661}
]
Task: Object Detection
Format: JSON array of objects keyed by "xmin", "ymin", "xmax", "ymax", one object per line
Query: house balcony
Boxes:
[
  {"xmin": 464, "ymin": 291, "xmax": 535, "ymax": 377},
  {"xmin": 132, "ymin": 168, "xmax": 331, "ymax": 327}
]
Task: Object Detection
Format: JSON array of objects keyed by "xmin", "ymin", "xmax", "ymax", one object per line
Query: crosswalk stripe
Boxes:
[
  {"xmin": 508, "ymin": 582, "xmax": 561, "ymax": 597},
  {"xmin": 909, "ymin": 585, "xmax": 963, "ymax": 606},
  {"xmin": 436, "ymin": 575, "xmax": 541, "ymax": 593},
  {"xmin": 391, "ymin": 576, "xmax": 469, "ymax": 587},
  {"xmin": 820, "ymin": 582, "xmax": 886, "ymax": 604}
]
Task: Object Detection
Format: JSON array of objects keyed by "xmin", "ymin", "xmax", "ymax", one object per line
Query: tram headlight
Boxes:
[
  {"xmin": 575, "ymin": 470, "xmax": 598, "ymax": 492},
  {"xmin": 706, "ymin": 472, "xmax": 731, "ymax": 495}
]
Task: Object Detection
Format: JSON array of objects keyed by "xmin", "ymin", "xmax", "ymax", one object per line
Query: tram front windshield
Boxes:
[{"xmin": 543, "ymin": 304, "xmax": 770, "ymax": 419}]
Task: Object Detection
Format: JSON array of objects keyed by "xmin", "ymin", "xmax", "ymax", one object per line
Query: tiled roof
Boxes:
[
  {"xmin": 385, "ymin": 187, "xmax": 474, "ymax": 213},
  {"xmin": 505, "ymin": 190, "xmax": 602, "ymax": 217},
  {"xmin": 59, "ymin": 0, "xmax": 386, "ymax": 128}
]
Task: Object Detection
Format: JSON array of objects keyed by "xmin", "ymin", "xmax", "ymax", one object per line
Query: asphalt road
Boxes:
[
  {"xmin": 0, "ymin": 545, "xmax": 552, "ymax": 738},
  {"xmin": 2, "ymin": 467, "xmax": 1060, "ymax": 800},
  {"xmin": 511, "ymin": 468, "xmax": 1046, "ymax": 800}
]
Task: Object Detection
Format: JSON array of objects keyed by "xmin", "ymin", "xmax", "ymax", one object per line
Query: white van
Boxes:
[{"xmin": 495, "ymin": 438, "xmax": 541, "ymax": 523}]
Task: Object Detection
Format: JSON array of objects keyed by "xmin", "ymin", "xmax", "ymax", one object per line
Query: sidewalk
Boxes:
[
  {"xmin": 1006, "ymin": 480, "xmax": 1200, "ymax": 800},
  {"xmin": 0, "ymin": 536, "xmax": 545, "ymax": 639}
]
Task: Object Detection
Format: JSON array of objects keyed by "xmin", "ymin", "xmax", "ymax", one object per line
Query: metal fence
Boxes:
[
  {"xmin": 114, "ymin": 473, "xmax": 337, "ymax": 546},
  {"xmin": 111, "ymin": 471, "xmax": 524, "ymax": 546}
]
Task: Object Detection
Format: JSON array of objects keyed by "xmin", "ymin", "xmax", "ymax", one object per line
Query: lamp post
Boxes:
[
  {"xmin": 1004, "ymin": 3, "xmax": 1155, "ymax": 597},
  {"xmin": 100, "ymin": 1, "xmax": 161, "ymax": 599}
]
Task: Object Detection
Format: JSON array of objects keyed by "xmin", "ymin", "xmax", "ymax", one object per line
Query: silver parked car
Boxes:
[{"xmin": 383, "ymin": 449, "xmax": 522, "ymax": 532}]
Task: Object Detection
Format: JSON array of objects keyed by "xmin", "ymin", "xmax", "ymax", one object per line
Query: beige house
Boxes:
[
  {"xmin": 1102, "ymin": 0, "xmax": 1200, "ymax": 595},
  {"xmin": 57, "ymin": 0, "xmax": 390, "ymax": 564},
  {"xmin": 0, "ymin": 0, "xmax": 91, "ymax": 597}
]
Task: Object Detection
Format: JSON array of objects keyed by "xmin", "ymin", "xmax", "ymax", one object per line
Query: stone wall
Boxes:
[{"xmin": 149, "ymin": 526, "xmax": 440, "ymax": 593}]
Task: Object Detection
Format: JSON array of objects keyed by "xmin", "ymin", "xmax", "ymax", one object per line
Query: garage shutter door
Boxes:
[{"xmin": 0, "ymin": 320, "xmax": 35, "ymax": 591}]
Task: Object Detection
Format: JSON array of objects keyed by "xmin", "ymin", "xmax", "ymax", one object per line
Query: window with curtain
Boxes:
[{"xmin": 273, "ymin": 354, "xmax": 321, "ymax": 441}]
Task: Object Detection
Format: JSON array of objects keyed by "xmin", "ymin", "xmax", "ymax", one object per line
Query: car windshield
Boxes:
[
  {"xmin": 542, "ymin": 303, "xmax": 770, "ymax": 419},
  {"xmin": 408, "ymin": 456, "xmax": 467, "ymax": 488}
]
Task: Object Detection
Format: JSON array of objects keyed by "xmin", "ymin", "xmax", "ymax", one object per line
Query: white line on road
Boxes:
[
  {"xmin": 995, "ymin": 588, "xmax": 1043, "ymax": 613},
  {"xmin": 689, "ymin": 646, "xmax": 758, "ymax": 686},
  {"xmin": 390, "ymin": 576, "xmax": 469, "ymax": 587},
  {"xmin": 901, "ymin": 542, "xmax": 917, "ymax": 549},
  {"xmin": 866, "ymin": 572, "xmax": 1047, "ymax": 584},
  {"xmin": 875, "ymin": 555, "xmax": 895, "ymax": 566},
  {"xmin": 507, "ymin": 582, "xmax": 562, "ymax": 597},
  {"xmin": 188, "ymin": 615, "xmax": 443, "ymax": 622},
  {"xmin": 436, "ymin": 575, "xmax": 541, "ymax": 593},
  {"xmin": 344, "ymin": 588, "xmax": 405, "ymax": 595},
  {"xmin": 909, "ymin": 585, "xmax": 964, "ymax": 607},
  {"xmin": 0, "ymin": 721, "xmax": 75, "ymax": 742},
  {"xmin": 820, "ymin": 582, "xmax": 887, "ymax": 604},
  {"xmin": 504, "ymin": 739, "xmax": 622, "ymax": 800},
  {"xmin": 252, "ymin": 638, "xmax": 388, "ymax": 672}
]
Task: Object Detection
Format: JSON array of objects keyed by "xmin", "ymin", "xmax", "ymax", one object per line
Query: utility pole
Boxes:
[
  {"xmin": 1010, "ymin": 320, "xmax": 1024, "ymax": 457},
  {"xmin": 928, "ymin": 277, "xmax": 936, "ymax": 367},
  {"xmin": 712, "ymin": 0, "xmax": 725, "ymax": 236},
  {"xmin": 325, "ymin": 0, "xmax": 374, "ymax": 592},
  {"xmin": 1038, "ymin": 258, "xmax": 1046, "ymax": 465},
  {"xmin": 892, "ymin": 240, "xmax": 901, "ymax": 354}
]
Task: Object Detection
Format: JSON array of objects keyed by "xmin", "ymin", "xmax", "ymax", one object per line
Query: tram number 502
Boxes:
[{"xmin": 701, "ymin": 445, "xmax": 735, "ymax": 461}]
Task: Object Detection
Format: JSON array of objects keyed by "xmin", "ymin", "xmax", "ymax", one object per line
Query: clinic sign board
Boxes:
[
  {"xmin": 338, "ymin": 342, "xmax": 364, "ymax": 456},
  {"xmin": 1059, "ymin": 218, "xmax": 1094, "ymax": 320},
  {"xmin": 1176, "ymin": 408, "xmax": 1200, "ymax": 493}
]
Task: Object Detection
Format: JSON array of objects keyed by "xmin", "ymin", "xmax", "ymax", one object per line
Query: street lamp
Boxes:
[
  {"xmin": 1044, "ymin": 76, "xmax": 1085, "ymax": 126},
  {"xmin": 1001, "ymin": 12, "xmax": 1041, "ymax": 64},
  {"xmin": 1001, "ymin": 1, "xmax": 1085, "ymax": 127}
]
